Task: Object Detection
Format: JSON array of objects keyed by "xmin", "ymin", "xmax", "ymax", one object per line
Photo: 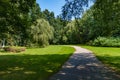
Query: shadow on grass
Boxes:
[
  {"xmin": 0, "ymin": 54, "xmax": 72, "ymax": 80},
  {"xmin": 50, "ymin": 53, "xmax": 120, "ymax": 80},
  {"xmin": 97, "ymin": 55, "xmax": 120, "ymax": 73}
]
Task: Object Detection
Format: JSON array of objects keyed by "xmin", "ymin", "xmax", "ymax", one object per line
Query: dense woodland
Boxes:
[{"xmin": 0, "ymin": 0, "xmax": 120, "ymax": 47}]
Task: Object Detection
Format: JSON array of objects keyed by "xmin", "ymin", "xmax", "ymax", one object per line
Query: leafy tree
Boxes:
[
  {"xmin": 52, "ymin": 15, "xmax": 68, "ymax": 44},
  {"xmin": 30, "ymin": 19, "xmax": 54, "ymax": 47},
  {"xmin": 93, "ymin": 0, "xmax": 120, "ymax": 37},
  {"xmin": 0, "ymin": 0, "xmax": 36, "ymax": 46},
  {"xmin": 63, "ymin": 21, "xmax": 78, "ymax": 44},
  {"xmin": 42, "ymin": 9, "xmax": 56, "ymax": 27},
  {"xmin": 61, "ymin": 0, "xmax": 120, "ymax": 45},
  {"xmin": 30, "ymin": 3, "xmax": 42, "ymax": 22},
  {"xmin": 62, "ymin": 0, "xmax": 95, "ymax": 20},
  {"xmin": 61, "ymin": 0, "xmax": 96, "ymax": 44}
]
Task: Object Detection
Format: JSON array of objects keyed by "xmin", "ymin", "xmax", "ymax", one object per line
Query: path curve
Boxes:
[{"xmin": 49, "ymin": 46, "xmax": 120, "ymax": 80}]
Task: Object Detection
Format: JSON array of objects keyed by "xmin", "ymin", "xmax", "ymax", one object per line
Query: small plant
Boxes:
[{"xmin": 3, "ymin": 46, "xmax": 26, "ymax": 53}]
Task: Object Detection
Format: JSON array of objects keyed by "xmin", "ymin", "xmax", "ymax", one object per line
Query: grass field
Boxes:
[
  {"xmin": 0, "ymin": 45, "xmax": 75, "ymax": 80},
  {"xmin": 81, "ymin": 45, "xmax": 120, "ymax": 73}
]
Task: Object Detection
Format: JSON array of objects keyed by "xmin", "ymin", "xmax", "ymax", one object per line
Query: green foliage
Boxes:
[
  {"xmin": 90, "ymin": 37, "xmax": 120, "ymax": 47},
  {"xmin": 62, "ymin": 0, "xmax": 95, "ymax": 20},
  {"xmin": 30, "ymin": 3, "xmax": 42, "ymax": 22},
  {"xmin": 1, "ymin": 0, "xmax": 120, "ymax": 46},
  {"xmin": 63, "ymin": 21, "xmax": 79, "ymax": 44},
  {"xmin": 0, "ymin": 0, "xmax": 36, "ymax": 47},
  {"xmin": 0, "ymin": 45, "xmax": 75, "ymax": 80},
  {"xmin": 92, "ymin": 0, "xmax": 120, "ymax": 37},
  {"xmin": 30, "ymin": 19, "xmax": 54, "ymax": 47},
  {"xmin": 0, "ymin": 1, "xmax": 55, "ymax": 47},
  {"xmin": 61, "ymin": 0, "xmax": 120, "ymax": 45},
  {"xmin": 51, "ymin": 16, "xmax": 68, "ymax": 44}
]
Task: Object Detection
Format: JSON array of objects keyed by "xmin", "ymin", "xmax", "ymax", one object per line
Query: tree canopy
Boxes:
[
  {"xmin": 0, "ymin": 0, "xmax": 120, "ymax": 47},
  {"xmin": 62, "ymin": 0, "xmax": 95, "ymax": 20}
]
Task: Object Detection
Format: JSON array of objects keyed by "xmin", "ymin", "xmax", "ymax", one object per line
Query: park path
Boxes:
[{"xmin": 49, "ymin": 46, "xmax": 120, "ymax": 80}]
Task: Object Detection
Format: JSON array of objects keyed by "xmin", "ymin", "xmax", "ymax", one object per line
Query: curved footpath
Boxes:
[{"xmin": 49, "ymin": 46, "xmax": 120, "ymax": 80}]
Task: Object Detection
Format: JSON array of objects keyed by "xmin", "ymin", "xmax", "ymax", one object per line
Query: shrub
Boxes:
[
  {"xmin": 90, "ymin": 37, "xmax": 120, "ymax": 47},
  {"xmin": 3, "ymin": 46, "xmax": 26, "ymax": 53}
]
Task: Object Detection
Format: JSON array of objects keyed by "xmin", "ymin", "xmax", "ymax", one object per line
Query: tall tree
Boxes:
[
  {"xmin": 0, "ymin": 0, "xmax": 36, "ymax": 46},
  {"xmin": 30, "ymin": 19, "xmax": 54, "ymax": 47},
  {"xmin": 93, "ymin": 0, "xmax": 120, "ymax": 37},
  {"xmin": 30, "ymin": 3, "xmax": 42, "ymax": 22}
]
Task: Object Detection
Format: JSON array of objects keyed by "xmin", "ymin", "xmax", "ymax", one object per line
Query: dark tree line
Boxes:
[
  {"xmin": 0, "ymin": 0, "xmax": 54, "ymax": 47},
  {"xmin": 61, "ymin": 0, "xmax": 120, "ymax": 44},
  {"xmin": 0, "ymin": 0, "xmax": 120, "ymax": 47},
  {"xmin": 0, "ymin": 0, "xmax": 68, "ymax": 47}
]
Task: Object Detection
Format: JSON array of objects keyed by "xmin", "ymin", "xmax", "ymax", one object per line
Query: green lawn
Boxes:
[
  {"xmin": 81, "ymin": 45, "xmax": 120, "ymax": 73},
  {"xmin": 0, "ymin": 45, "xmax": 75, "ymax": 80}
]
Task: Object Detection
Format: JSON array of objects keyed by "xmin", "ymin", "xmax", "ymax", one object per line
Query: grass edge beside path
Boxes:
[
  {"xmin": 0, "ymin": 45, "xmax": 75, "ymax": 80},
  {"xmin": 80, "ymin": 45, "xmax": 120, "ymax": 74}
]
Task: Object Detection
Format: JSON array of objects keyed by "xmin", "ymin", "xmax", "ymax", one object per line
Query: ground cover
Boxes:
[{"xmin": 0, "ymin": 45, "xmax": 75, "ymax": 80}]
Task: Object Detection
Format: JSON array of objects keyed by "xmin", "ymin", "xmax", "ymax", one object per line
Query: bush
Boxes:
[
  {"xmin": 3, "ymin": 46, "xmax": 26, "ymax": 53},
  {"xmin": 90, "ymin": 37, "xmax": 120, "ymax": 47}
]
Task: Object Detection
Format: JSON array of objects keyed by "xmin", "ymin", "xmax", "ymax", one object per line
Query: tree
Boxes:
[
  {"xmin": 61, "ymin": 0, "xmax": 120, "ymax": 44},
  {"xmin": 0, "ymin": 0, "xmax": 36, "ymax": 46},
  {"xmin": 51, "ymin": 15, "xmax": 68, "ymax": 44},
  {"xmin": 30, "ymin": 19, "xmax": 54, "ymax": 47},
  {"xmin": 63, "ymin": 21, "xmax": 78, "ymax": 44},
  {"xmin": 62, "ymin": 0, "xmax": 95, "ymax": 20},
  {"xmin": 93, "ymin": 0, "xmax": 120, "ymax": 37},
  {"xmin": 42, "ymin": 9, "xmax": 56, "ymax": 27},
  {"xmin": 30, "ymin": 3, "xmax": 42, "ymax": 22}
]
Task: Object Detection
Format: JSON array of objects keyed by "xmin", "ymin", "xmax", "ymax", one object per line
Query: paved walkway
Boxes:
[{"xmin": 49, "ymin": 46, "xmax": 120, "ymax": 80}]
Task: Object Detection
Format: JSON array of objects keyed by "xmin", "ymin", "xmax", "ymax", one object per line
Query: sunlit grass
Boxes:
[
  {"xmin": 81, "ymin": 45, "xmax": 120, "ymax": 73},
  {"xmin": 0, "ymin": 45, "xmax": 75, "ymax": 80}
]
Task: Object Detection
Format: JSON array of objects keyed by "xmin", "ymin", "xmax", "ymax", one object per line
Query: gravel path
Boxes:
[{"xmin": 49, "ymin": 46, "xmax": 120, "ymax": 80}]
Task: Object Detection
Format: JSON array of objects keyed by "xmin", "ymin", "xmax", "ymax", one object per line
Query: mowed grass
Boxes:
[
  {"xmin": 0, "ymin": 45, "xmax": 75, "ymax": 80},
  {"xmin": 81, "ymin": 45, "xmax": 120, "ymax": 73}
]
